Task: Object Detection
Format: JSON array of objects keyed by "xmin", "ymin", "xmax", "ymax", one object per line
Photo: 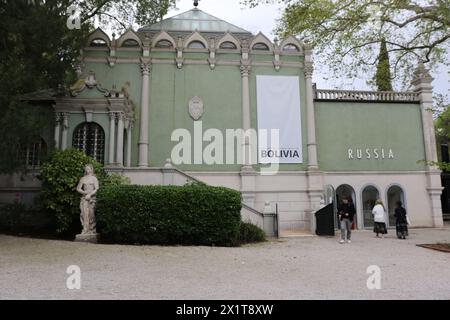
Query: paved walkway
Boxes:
[{"xmin": 1, "ymin": 228, "xmax": 449, "ymax": 300}]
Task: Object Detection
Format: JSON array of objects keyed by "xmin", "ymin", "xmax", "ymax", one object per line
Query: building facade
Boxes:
[{"xmin": 0, "ymin": 7, "xmax": 444, "ymax": 235}]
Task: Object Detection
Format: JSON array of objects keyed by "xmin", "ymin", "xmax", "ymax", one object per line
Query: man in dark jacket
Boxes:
[{"xmin": 338, "ymin": 197, "xmax": 356, "ymax": 243}]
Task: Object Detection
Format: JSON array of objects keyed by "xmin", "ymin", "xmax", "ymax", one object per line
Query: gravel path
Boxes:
[{"xmin": 1, "ymin": 228, "xmax": 450, "ymax": 300}]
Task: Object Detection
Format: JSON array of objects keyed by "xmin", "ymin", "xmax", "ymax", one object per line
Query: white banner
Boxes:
[{"xmin": 256, "ymin": 75, "xmax": 303, "ymax": 164}]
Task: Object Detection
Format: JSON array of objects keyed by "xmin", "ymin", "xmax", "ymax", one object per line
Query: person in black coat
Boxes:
[
  {"xmin": 337, "ymin": 197, "xmax": 356, "ymax": 243},
  {"xmin": 394, "ymin": 201, "xmax": 408, "ymax": 239}
]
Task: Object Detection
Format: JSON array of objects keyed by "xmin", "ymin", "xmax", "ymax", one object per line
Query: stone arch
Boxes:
[
  {"xmin": 116, "ymin": 29, "xmax": 142, "ymax": 48},
  {"xmin": 217, "ymin": 32, "xmax": 241, "ymax": 50},
  {"xmin": 152, "ymin": 30, "xmax": 176, "ymax": 48},
  {"xmin": 250, "ymin": 32, "xmax": 273, "ymax": 52},
  {"xmin": 280, "ymin": 36, "xmax": 303, "ymax": 54},
  {"xmin": 361, "ymin": 184, "xmax": 381, "ymax": 228},
  {"xmin": 386, "ymin": 184, "xmax": 407, "ymax": 227},
  {"xmin": 184, "ymin": 31, "xmax": 208, "ymax": 49},
  {"xmin": 72, "ymin": 122, "xmax": 106, "ymax": 164},
  {"xmin": 87, "ymin": 28, "xmax": 111, "ymax": 47}
]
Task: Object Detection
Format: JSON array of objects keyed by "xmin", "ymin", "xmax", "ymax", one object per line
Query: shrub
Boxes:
[
  {"xmin": 0, "ymin": 203, "xmax": 56, "ymax": 236},
  {"xmin": 96, "ymin": 184, "xmax": 242, "ymax": 246},
  {"xmin": 238, "ymin": 222, "xmax": 266, "ymax": 244},
  {"xmin": 39, "ymin": 149, "xmax": 128, "ymax": 234}
]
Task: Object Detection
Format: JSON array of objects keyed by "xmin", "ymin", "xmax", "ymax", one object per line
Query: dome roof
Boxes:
[{"xmin": 139, "ymin": 8, "xmax": 251, "ymax": 35}]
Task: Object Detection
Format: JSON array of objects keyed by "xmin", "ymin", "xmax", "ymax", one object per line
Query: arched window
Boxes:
[
  {"xmin": 252, "ymin": 43, "xmax": 270, "ymax": 51},
  {"xmin": 362, "ymin": 185, "xmax": 380, "ymax": 228},
  {"xmin": 336, "ymin": 184, "xmax": 357, "ymax": 229},
  {"xmin": 122, "ymin": 39, "xmax": 140, "ymax": 47},
  {"xmin": 187, "ymin": 41, "xmax": 206, "ymax": 49},
  {"xmin": 155, "ymin": 39, "xmax": 174, "ymax": 49},
  {"xmin": 73, "ymin": 122, "xmax": 105, "ymax": 164},
  {"xmin": 387, "ymin": 185, "xmax": 405, "ymax": 227},
  {"xmin": 19, "ymin": 138, "xmax": 47, "ymax": 168},
  {"xmin": 90, "ymin": 38, "xmax": 108, "ymax": 47},
  {"xmin": 283, "ymin": 44, "xmax": 299, "ymax": 52},
  {"xmin": 219, "ymin": 41, "xmax": 237, "ymax": 50}
]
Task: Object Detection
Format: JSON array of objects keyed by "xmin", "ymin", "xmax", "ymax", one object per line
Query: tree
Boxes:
[
  {"xmin": 374, "ymin": 38, "xmax": 393, "ymax": 91},
  {"xmin": 426, "ymin": 95, "xmax": 450, "ymax": 172},
  {"xmin": 243, "ymin": 0, "xmax": 450, "ymax": 87},
  {"xmin": 0, "ymin": 0, "xmax": 175, "ymax": 173}
]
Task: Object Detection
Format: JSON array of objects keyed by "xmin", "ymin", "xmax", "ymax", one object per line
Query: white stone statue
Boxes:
[{"xmin": 76, "ymin": 164, "xmax": 99, "ymax": 240}]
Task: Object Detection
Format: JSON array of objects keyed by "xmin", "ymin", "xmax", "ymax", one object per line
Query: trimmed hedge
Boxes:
[
  {"xmin": 238, "ymin": 222, "xmax": 266, "ymax": 244},
  {"xmin": 39, "ymin": 149, "xmax": 130, "ymax": 235},
  {"xmin": 0, "ymin": 203, "xmax": 56, "ymax": 236},
  {"xmin": 96, "ymin": 184, "xmax": 242, "ymax": 246}
]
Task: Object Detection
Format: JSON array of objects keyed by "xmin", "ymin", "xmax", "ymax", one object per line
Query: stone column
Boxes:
[
  {"xmin": 126, "ymin": 123, "xmax": 132, "ymax": 168},
  {"xmin": 240, "ymin": 55, "xmax": 257, "ymax": 208},
  {"xmin": 240, "ymin": 63, "xmax": 253, "ymax": 170},
  {"xmin": 304, "ymin": 45, "xmax": 318, "ymax": 170},
  {"xmin": 304, "ymin": 44, "xmax": 324, "ymax": 233},
  {"xmin": 413, "ymin": 63, "xmax": 444, "ymax": 227},
  {"xmin": 116, "ymin": 112, "xmax": 125, "ymax": 167},
  {"xmin": 61, "ymin": 113, "xmax": 69, "ymax": 150},
  {"xmin": 108, "ymin": 112, "xmax": 116, "ymax": 165},
  {"xmin": 138, "ymin": 60, "xmax": 151, "ymax": 167},
  {"xmin": 54, "ymin": 113, "xmax": 61, "ymax": 149}
]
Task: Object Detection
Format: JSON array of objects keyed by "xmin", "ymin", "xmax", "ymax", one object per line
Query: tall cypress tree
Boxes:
[{"xmin": 374, "ymin": 39, "xmax": 393, "ymax": 91}]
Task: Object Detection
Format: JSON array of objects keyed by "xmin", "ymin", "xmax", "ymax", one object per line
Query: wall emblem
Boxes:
[{"xmin": 188, "ymin": 96, "xmax": 204, "ymax": 121}]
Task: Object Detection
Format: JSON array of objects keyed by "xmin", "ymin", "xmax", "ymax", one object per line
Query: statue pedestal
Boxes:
[{"xmin": 75, "ymin": 233, "xmax": 99, "ymax": 243}]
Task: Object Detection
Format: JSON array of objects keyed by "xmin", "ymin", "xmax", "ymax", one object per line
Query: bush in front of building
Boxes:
[
  {"xmin": 238, "ymin": 221, "xmax": 266, "ymax": 244},
  {"xmin": 96, "ymin": 184, "xmax": 242, "ymax": 247},
  {"xmin": 39, "ymin": 149, "xmax": 128, "ymax": 235},
  {"xmin": 0, "ymin": 203, "xmax": 57, "ymax": 236}
]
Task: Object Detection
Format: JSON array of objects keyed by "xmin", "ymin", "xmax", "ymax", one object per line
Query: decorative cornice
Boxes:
[{"xmin": 70, "ymin": 71, "xmax": 110, "ymax": 97}]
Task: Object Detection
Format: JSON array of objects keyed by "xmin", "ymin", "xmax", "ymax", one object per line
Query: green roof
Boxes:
[{"xmin": 139, "ymin": 8, "xmax": 251, "ymax": 34}]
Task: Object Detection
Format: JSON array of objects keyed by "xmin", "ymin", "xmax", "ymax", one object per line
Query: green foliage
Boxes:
[
  {"xmin": 374, "ymin": 39, "xmax": 393, "ymax": 92},
  {"xmin": 96, "ymin": 184, "xmax": 242, "ymax": 246},
  {"xmin": 238, "ymin": 222, "xmax": 266, "ymax": 244},
  {"xmin": 435, "ymin": 103, "xmax": 450, "ymax": 142},
  {"xmin": 0, "ymin": 0, "xmax": 174, "ymax": 173},
  {"xmin": 107, "ymin": 173, "xmax": 132, "ymax": 187},
  {"xmin": 434, "ymin": 99, "xmax": 450, "ymax": 172},
  {"xmin": 0, "ymin": 1, "xmax": 89, "ymax": 173},
  {"xmin": 243, "ymin": 0, "xmax": 450, "ymax": 87},
  {"xmin": 0, "ymin": 203, "xmax": 56, "ymax": 236},
  {"xmin": 38, "ymin": 149, "xmax": 124, "ymax": 234}
]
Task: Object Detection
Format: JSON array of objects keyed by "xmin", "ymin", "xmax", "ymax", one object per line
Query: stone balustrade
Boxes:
[{"xmin": 315, "ymin": 89, "xmax": 420, "ymax": 102}]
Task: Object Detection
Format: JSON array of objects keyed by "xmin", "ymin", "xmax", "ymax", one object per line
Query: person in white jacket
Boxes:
[{"xmin": 372, "ymin": 199, "xmax": 388, "ymax": 238}]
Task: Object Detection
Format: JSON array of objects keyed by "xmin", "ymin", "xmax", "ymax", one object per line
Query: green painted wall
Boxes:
[
  {"xmin": 75, "ymin": 51, "xmax": 310, "ymax": 170},
  {"xmin": 315, "ymin": 102, "xmax": 426, "ymax": 171},
  {"xmin": 76, "ymin": 49, "xmax": 426, "ymax": 173},
  {"xmin": 148, "ymin": 64, "xmax": 243, "ymax": 171}
]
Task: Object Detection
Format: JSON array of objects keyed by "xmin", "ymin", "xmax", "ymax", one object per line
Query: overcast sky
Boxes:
[{"xmin": 167, "ymin": 0, "xmax": 449, "ymax": 99}]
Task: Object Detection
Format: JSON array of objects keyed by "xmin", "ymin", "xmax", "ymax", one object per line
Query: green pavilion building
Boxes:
[{"xmin": 0, "ymin": 6, "xmax": 444, "ymax": 235}]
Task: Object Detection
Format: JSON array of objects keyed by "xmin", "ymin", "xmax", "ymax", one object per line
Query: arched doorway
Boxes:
[
  {"xmin": 336, "ymin": 184, "xmax": 357, "ymax": 229},
  {"xmin": 387, "ymin": 185, "xmax": 405, "ymax": 227},
  {"xmin": 362, "ymin": 185, "xmax": 380, "ymax": 228}
]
